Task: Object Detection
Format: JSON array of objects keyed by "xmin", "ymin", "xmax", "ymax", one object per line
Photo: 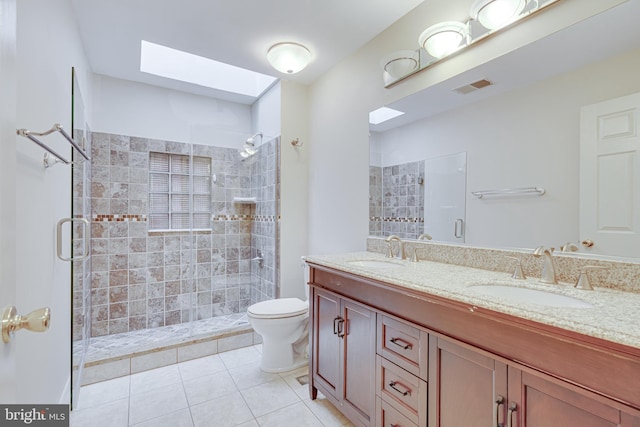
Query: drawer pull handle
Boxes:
[
  {"xmin": 507, "ymin": 402, "xmax": 517, "ymax": 427},
  {"xmin": 389, "ymin": 381, "xmax": 411, "ymax": 396},
  {"xmin": 389, "ymin": 337, "xmax": 413, "ymax": 350},
  {"xmin": 495, "ymin": 395, "xmax": 504, "ymax": 427}
]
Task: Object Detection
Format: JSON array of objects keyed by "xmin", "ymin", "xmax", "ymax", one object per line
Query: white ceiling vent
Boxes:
[{"xmin": 453, "ymin": 79, "xmax": 493, "ymax": 94}]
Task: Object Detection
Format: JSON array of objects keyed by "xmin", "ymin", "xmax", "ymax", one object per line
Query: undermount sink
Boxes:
[
  {"xmin": 347, "ymin": 259, "xmax": 405, "ymax": 269},
  {"xmin": 469, "ymin": 284, "xmax": 593, "ymax": 308}
]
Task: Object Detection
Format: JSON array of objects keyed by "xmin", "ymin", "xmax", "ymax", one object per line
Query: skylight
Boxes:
[
  {"xmin": 369, "ymin": 106, "xmax": 405, "ymax": 124},
  {"xmin": 140, "ymin": 40, "xmax": 278, "ymax": 98}
]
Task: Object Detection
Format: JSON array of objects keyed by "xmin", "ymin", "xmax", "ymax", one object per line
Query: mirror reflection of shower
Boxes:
[{"xmin": 240, "ymin": 132, "xmax": 263, "ymax": 158}]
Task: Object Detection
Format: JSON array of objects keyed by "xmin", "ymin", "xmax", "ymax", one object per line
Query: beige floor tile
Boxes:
[
  {"xmin": 178, "ymin": 354, "xmax": 226, "ymax": 381},
  {"xmin": 219, "ymin": 346, "xmax": 261, "ymax": 370},
  {"xmin": 280, "ymin": 368, "xmax": 311, "ymax": 400},
  {"xmin": 256, "ymin": 401, "xmax": 323, "ymax": 427},
  {"xmin": 70, "ymin": 397, "xmax": 129, "ymax": 427},
  {"xmin": 129, "ymin": 382, "xmax": 189, "ymax": 425},
  {"xmin": 303, "ymin": 396, "xmax": 349, "ymax": 427},
  {"xmin": 130, "ymin": 364, "xmax": 182, "ymax": 395},
  {"xmin": 190, "ymin": 391, "xmax": 254, "ymax": 427},
  {"xmin": 240, "ymin": 378, "xmax": 299, "ymax": 418},
  {"xmin": 228, "ymin": 361, "xmax": 280, "ymax": 390},
  {"xmin": 183, "ymin": 369, "xmax": 238, "ymax": 406},
  {"xmin": 75, "ymin": 375, "xmax": 130, "ymax": 410},
  {"xmin": 130, "ymin": 408, "xmax": 194, "ymax": 427}
]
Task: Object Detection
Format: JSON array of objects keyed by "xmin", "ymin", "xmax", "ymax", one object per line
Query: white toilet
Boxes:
[{"xmin": 247, "ymin": 291, "xmax": 309, "ymax": 373}]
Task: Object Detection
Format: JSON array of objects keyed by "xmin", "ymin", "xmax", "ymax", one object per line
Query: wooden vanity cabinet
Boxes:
[
  {"xmin": 307, "ymin": 264, "xmax": 640, "ymax": 427},
  {"xmin": 310, "ymin": 286, "xmax": 376, "ymax": 427},
  {"xmin": 430, "ymin": 335, "xmax": 640, "ymax": 427}
]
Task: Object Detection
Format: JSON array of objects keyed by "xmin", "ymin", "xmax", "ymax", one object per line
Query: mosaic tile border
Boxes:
[
  {"xmin": 370, "ymin": 216, "xmax": 425, "ymax": 223},
  {"xmin": 92, "ymin": 214, "xmax": 147, "ymax": 222},
  {"xmin": 91, "ymin": 214, "xmax": 277, "ymax": 223}
]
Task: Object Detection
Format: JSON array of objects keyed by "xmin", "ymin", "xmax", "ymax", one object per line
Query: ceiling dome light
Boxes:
[
  {"xmin": 381, "ymin": 50, "xmax": 420, "ymax": 79},
  {"xmin": 470, "ymin": 0, "xmax": 527, "ymax": 30},
  {"xmin": 267, "ymin": 42, "xmax": 311, "ymax": 74},
  {"xmin": 419, "ymin": 21, "xmax": 469, "ymax": 59}
]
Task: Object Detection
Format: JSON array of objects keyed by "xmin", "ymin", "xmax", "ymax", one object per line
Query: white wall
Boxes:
[
  {"xmin": 15, "ymin": 0, "xmax": 92, "ymax": 403},
  {"xmin": 92, "ymin": 74, "xmax": 252, "ymax": 147},
  {"xmin": 374, "ymin": 48, "xmax": 640, "ymax": 250},
  {"xmin": 306, "ymin": 0, "xmax": 629, "ymax": 254},
  {"xmin": 279, "ymin": 81, "xmax": 309, "ymax": 299},
  {"xmin": 252, "ymin": 81, "xmax": 281, "ymax": 142}
]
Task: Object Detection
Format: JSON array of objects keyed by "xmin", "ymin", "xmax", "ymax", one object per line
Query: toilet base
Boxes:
[
  {"xmin": 260, "ymin": 355, "xmax": 307, "ymax": 373},
  {"xmin": 259, "ymin": 339, "xmax": 308, "ymax": 373}
]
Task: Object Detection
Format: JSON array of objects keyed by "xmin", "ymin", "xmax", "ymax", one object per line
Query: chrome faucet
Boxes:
[
  {"xmin": 532, "ymin": 246, "xmax": 557, "ymax": 284},
  {"xmin": 417, "ymin": 233, "xmax": 432, "ymax": 241},
  {"xmin": 384, "ymin": 235, "xmax": 405, "ymax": 260}
]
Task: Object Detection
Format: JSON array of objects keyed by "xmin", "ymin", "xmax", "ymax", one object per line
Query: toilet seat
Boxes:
[{"xmin": 247, "ymin": 298, "xmax": 308, "ymax": 319}]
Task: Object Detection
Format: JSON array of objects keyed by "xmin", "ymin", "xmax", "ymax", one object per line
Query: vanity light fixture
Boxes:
[
  {"xmin": 381, "ymin": 50, "xmax": 420, "ymax": 80},
  {"xmin": 267, "ymin": 42, "xmax": 311, "ymax": 74},
  {"xmin": 382, "ymin": 0, "xmax": 561, "ymax": 87},
  {"xmin": 418, "ymin": 21, "xmax": 469, "ymax": 59},
  {"xmin": 470, "ymin": 0, "xmax": 528, "ymax": 30}
]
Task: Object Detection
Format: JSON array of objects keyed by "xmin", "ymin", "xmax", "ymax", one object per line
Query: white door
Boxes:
[
  {"xmin": 0, "ymin": 0, "xmax": 18, "ymax": 403},
  {"xmin": 580, "ymin": 92, "xmax": 640, "ymax": 258},
  {"xmin": 424, "ymin": 152, "xmax": 467, "ymax": 243}
]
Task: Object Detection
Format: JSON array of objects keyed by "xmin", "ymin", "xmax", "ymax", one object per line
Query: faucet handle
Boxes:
[
  {"xmin": 505, "ymin": 256, "xmax": 526, "ymax": 280},
  {"xmin": 575, "ymin": 265, "xmax": 609, "ymax": 290},
  {"xmin": 384, "ymin": 240, "xmax": 394, "ymax": 258}
]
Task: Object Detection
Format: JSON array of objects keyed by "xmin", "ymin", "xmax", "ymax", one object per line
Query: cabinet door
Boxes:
[
  {"xmin": 508, "ymin": 366, "xmax": 640, "ymax": 427},
  {"xmin": 312, "ymin": 288, "xmax": 341, "ymax": 399},
  {"xmin": 429, "ymin": 336, "xmax": 508, "ymax": 427},
  {"xmin": 342, "ymin": 299, "xmax": 377, "ymax": 425}
]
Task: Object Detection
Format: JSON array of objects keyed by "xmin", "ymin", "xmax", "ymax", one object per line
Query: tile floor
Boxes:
[{"xmin": 70, "ymin": 345, "xmax": 354, "ymax": 427}]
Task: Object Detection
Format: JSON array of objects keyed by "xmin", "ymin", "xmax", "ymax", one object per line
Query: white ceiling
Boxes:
[{"xmin": 70, "ymin": 0, "xmax": 424, "ymax": 104}]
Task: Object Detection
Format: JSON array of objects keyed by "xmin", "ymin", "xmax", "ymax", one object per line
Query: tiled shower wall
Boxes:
[
  {"xmin": 369, "ymin": 160, "xmax": 425, "ymax": 240},
  {"xmin": 88, "ymin": 132, "xmax": 278, "ymax": 337}
]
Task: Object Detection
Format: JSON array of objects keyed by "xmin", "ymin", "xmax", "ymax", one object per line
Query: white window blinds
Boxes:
[{"xmin": 148, "ymin": 152, "xmax": 212, "ymax": 231}]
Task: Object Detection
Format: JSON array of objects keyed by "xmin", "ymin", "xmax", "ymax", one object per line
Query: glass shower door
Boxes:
[{"xmin": 70, "ymin": 67, "xmax": 92, "ymax": 409}]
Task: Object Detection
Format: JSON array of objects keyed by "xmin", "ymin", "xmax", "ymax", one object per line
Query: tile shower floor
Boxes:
[
  {"xmin": 82, "ymin": 313, "xmax": 252, "ymax": 363},
  {"xmin": 70, "ymin": 345, "xmax": 354, "ymax": 427}
]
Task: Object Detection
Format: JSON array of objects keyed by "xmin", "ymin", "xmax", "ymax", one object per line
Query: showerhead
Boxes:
[
  {"xmin": 240, "ymin": 132, "xmax": 263, "ymax": 158},
  {"xmin": 245, "ymin": 132, "xmax": 263, "ymax": 146}
]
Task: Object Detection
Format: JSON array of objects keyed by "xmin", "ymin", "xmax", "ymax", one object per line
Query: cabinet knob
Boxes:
[{"xmin": 2, "ymin": 306, "xmax": 51, "ymax": 343}]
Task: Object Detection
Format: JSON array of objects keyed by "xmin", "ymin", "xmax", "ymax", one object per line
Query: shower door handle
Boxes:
[
  {"xmin": 454, "ymin": 218, "xmax": 464, "ymax": 239},
  {"xmin": 56, "ymin": 217, "xmax": 90, "ymax": 262}
]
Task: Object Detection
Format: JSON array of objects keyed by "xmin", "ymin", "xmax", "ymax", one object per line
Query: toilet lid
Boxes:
[{"xmin": 248, "ymin": 298, "xmax": 308, "ymax": 319}]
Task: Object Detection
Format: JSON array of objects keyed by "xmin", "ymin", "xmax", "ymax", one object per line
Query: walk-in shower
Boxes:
[{"xmin": 71, "ymin": 125, "xmax": 280, "ymax": 401}]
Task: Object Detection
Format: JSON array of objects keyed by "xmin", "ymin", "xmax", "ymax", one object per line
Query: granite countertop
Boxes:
[{"xmin": 304, "ymin": 251, "xmax": 640, "ymax": 350}]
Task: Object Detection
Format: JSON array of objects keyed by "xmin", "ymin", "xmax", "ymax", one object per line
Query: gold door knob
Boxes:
[{"xmin": 2, "ymin": 306, "xmax": 51, "ymax": 343}]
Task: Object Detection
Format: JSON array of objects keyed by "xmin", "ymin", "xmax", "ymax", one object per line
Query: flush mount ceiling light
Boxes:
[
  {"xmin": 419, "ymin": 21, "xmax": 469, "ymax": 59},
  {"xmin": 470, "ymin": 0, "xmax": 528, "ymax": 30},
  {"xmin": 266, "ymin": 42, "xmax": 311, "ymax": 74},
  {"xmin": 381, "ymin": 50, "xmax": 420, "ymax": 80}
]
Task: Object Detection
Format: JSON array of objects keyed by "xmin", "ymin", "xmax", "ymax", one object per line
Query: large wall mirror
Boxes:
[{"xmin": 369, "ymin": 1, "xmax": 640, "ymax": 261}]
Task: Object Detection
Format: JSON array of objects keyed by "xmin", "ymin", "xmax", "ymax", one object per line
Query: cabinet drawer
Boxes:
[
  {"xmin": 376, "ymin": 397, "xmax": 418, "ymax": 427},
  {"xmin": 376, "ymin": 356, "xmax": 427, "ymax": 426},
  {"xmin": 378, "ymin": 315, "xmax": 428, "ymax": 379}
]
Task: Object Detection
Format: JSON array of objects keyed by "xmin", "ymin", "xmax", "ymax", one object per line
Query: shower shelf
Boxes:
[{"xmin": 233, "ymin": 197, "xmax": 257, "ymax": 204}]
